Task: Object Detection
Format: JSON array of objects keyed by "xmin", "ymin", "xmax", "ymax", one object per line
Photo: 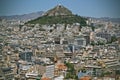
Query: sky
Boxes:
[{"xmin": 0, "ymin": 0, "xmax": 120, "ymax": 18}]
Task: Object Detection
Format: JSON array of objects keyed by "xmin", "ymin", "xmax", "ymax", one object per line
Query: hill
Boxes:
[{"xmin": 26, "ymin": 5, "xmax": 87, "ymax": 26}]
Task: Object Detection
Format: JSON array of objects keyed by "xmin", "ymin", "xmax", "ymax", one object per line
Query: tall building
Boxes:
[
  {"xmin": 19, "ymin": 52, "xmax": 33, "ymax": 62},
  {"xmin": 45, "ymin": 65, "xmax": 55, "ymax": 78},
  {"xmin": 84, "ymin": 34, "xmax": 90, "ymax": 45}
]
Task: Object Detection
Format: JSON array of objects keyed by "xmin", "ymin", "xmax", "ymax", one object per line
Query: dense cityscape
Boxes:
[{"xmin": 0, "ymin": 4, "xmax": 120, "ymax": 80}]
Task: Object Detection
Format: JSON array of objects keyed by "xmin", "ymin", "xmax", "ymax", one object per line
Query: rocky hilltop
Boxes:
[{"xmin": 44, "ymin": 4, "xmax": 72, "ymax": 16}]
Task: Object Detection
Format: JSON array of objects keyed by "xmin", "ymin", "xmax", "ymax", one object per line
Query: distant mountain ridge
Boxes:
[
  {"xmin": 0, "ymin": 11, "xmax": 44, "ymax": 21},
  {"xmin": 89, "ymin": 17, "xmax": 120, "ymax": 23}
]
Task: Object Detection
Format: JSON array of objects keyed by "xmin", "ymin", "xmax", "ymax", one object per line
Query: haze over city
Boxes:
[{"xmin": 0, "ymin": 0, "xmax": 120, "ymax": 18}]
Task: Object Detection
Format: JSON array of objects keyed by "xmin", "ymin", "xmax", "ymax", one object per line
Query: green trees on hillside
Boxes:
[{"xmin": 27, "ymin": 15, "xmax": 87, "ymax": 26}]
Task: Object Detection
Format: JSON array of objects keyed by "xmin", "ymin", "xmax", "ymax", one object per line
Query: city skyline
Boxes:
[{"xmin": 0, "ymin": 0, "xmax": 120, "ymax": 18}]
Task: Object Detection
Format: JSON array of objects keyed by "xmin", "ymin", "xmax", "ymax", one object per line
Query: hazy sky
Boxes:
[{"xmin": 0, "ymin": 0, "xmax": 120, "ymax": 18}]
